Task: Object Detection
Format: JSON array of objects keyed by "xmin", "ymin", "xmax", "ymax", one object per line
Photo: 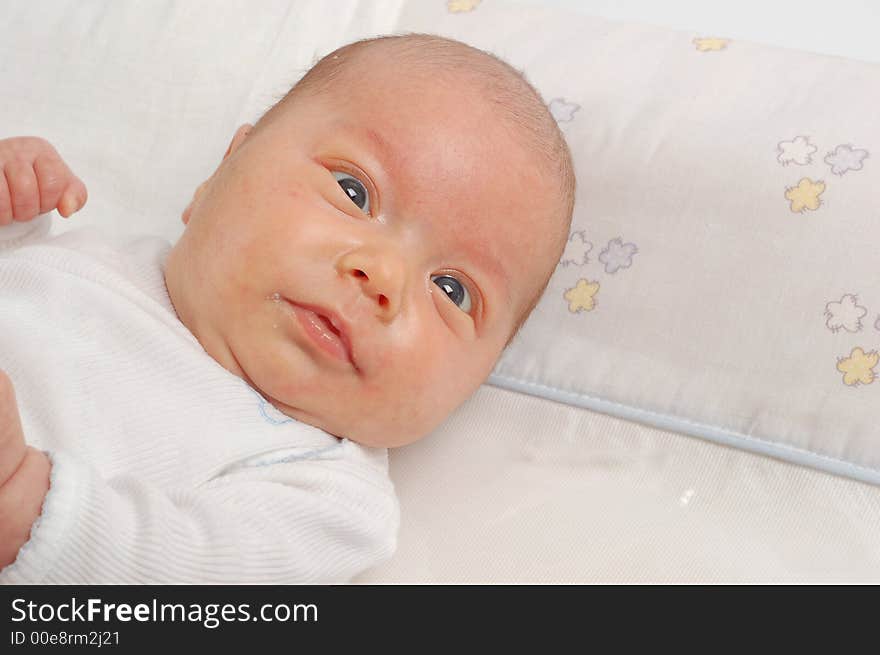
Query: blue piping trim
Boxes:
[{"xmin": 487, "ymin": 372, "xmax": 880, "ymax": 487}]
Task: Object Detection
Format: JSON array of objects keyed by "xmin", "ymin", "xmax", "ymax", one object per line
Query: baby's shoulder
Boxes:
[
  {"xmin": 9, "ymin": 226, "xmax": 175, "ymax": 313},
  {"xmin": 41, "ymin": 227, "xmax": 168, "ymax": 270}
]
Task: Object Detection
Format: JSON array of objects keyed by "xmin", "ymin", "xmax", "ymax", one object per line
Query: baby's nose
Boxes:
[{"xmin": 338, "ymin": 248, "xmax": 405, "ymax": 320}]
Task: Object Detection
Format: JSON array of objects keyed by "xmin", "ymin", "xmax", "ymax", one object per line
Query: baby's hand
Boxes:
[
  {"xmin": 0, "ymin": 136, "xmax": 88, "ymax": 226},
  {"xmin": 0, "ymin": 369, "xmax": 50, "ymax": 569}
]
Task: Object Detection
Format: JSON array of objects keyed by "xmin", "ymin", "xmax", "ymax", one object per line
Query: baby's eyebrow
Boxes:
[
  {"xmin": 464, "ymin": 243, "xmax": 511, "ymax": 307},
  {"xmin": 338, "ymin": 123, "xmax": 397, "ymax": 173}
]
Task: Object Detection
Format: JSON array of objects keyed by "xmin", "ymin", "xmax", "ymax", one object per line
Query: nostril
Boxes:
[{"xmin": 351, "ymin": 269, "xmax": 388, "ymax": 308}]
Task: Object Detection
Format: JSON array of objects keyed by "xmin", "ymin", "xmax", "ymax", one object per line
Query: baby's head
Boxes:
[{"xmin": 165, "ymin": 33, "xmax": 575, "ymax": 447}]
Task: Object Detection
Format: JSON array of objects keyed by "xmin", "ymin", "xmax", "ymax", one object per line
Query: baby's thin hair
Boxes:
[{"xmin": 258, "ymin": 33, "xmax": 576, "ymax": 350}]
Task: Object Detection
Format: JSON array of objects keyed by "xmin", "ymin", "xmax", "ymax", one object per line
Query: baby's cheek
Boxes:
[
  {"xmin": 353, "ymin": 393, "xmax": 437, "ymax": 448},
  {"xmin": 363, "ymin": 347, "xmax": 432, "ymax": 403}
]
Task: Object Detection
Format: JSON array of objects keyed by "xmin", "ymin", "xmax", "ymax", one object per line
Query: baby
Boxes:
[{"xmin": 0, "ymin": 33, "xmax": 575, "ymax": 583}]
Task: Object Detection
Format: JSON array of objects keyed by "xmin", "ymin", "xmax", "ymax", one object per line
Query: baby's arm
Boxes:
[
  {"xmin": 0, "ymin": 137, "xmax": 88, "ymax": 564},
  {"xmin": 0, "ymin": 367, "xmax": 397, "ymax": 582},
  {"xmin": 1, "ymin": 449, "xmax": 398, "ymax": 583},
  {"xmin": 0, "ymin": 136, "xmax": 87, "ymax": 224},
  {"xmin": 0, "ymin": 370, "xmax": 50, "ymax": 569}
]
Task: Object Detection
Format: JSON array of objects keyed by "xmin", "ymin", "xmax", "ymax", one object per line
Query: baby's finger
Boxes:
[
  {"xmin": 33, "ymin": 150, "xmax": 74, "ymax": 216},
  {"xmin": 5, "ymin": 161, "xmax": 40, "ymax": 222},
  {"xmin": 57, "ymin": 177, "xmax": 88, "ymax": 218},
  {"xmin": 0, "ymin": 168, "xmax": 12, "ymax": 225}
]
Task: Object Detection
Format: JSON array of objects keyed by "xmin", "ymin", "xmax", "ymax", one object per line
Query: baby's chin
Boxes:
[
  {"xmin": 266, "ymin": 395, "xmax": 420, "ymax": 448},
  {"xmin": 315, "ymin": 419, "xmax": 426, "ymax": 450},
  {"xmin": 320, "ymin": 420, "xmax": 425, "ymax": 449}
]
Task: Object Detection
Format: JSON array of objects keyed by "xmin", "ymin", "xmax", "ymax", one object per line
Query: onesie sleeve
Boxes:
[
  {"xmin": 0, "ymin": 213, "xmax": 52, "ymax": 252},
  {"xmin": 0, "ymin": 445, "xmax": 399, "ymax": 583}
]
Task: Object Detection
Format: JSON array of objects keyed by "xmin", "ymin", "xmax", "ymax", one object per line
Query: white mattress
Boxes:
[
  {"xmin": 358, "ymin": 384, "xmax": 880, "ymax": 582},
  {"xmin": 2, "ymin": 0, "xmax": 878, "ymax": 582}
]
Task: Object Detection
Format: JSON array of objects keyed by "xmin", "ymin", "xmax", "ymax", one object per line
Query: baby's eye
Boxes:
[
  {"xmin": 431, "ymin": 274, "xmax": 473, "ymax": 314},
  {"xmin": 332, "ymin": 171, "xmax": 370, "ymax": 214}
]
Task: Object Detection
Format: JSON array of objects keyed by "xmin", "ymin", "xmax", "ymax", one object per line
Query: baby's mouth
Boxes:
[
  {"xmin": 282, "ymin": 299, "xmax": 357, "ymax": 371},
  {"xmin": 317, "ymin": 313, "xmax": 341, "ymax": 337}
]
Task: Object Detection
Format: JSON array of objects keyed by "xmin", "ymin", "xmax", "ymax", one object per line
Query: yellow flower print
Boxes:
[
  {"xmin": 784, "ymin": 177, "xmax": 826, "ymax": 213},
  {"xmin": 448, "ymin": 0, "xmax": 480, "ymax": 12},
  {"xmin": 564, "ymin": 279, "xmax": 599, "ymax": 313},
  {"xmin": 693, "ymin": 37, "xmax": 729, "ymax": 52},
  {"xmin": 836, "ymin": 347, "xmax": 879, "ymax": 386}
]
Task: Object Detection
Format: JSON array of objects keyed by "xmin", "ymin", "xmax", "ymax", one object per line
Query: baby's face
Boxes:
[{"xmin": 165, "ymin": 61, "xmax": 559, "ymax": 447}]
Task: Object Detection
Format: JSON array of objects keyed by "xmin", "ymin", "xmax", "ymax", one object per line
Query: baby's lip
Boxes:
[{"xmin": 285, "ymin": 298, "xmax": 359, "ymax": 372}]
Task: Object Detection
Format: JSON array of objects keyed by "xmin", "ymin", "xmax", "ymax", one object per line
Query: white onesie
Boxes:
[{"xmin": 0, "ymin": 215, "xmax": 399, "ymax": 583}]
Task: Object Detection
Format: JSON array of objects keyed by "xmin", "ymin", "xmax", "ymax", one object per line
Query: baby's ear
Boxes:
[
  {"xmin": 181, "ymin": 181, "xmax": 208, "ymax": 226},
  {"xmin": 182, "ymin": 124, "xmax": 254, "ymax": 225},
  {"xmin": 223, "ymin": 123, "xmax": 253, "ymax": 161}
]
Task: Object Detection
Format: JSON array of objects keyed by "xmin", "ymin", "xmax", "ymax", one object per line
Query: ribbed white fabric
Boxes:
[{"xmin": 0, "ymin": 215, "xmax": 399, "ymax": 584}]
